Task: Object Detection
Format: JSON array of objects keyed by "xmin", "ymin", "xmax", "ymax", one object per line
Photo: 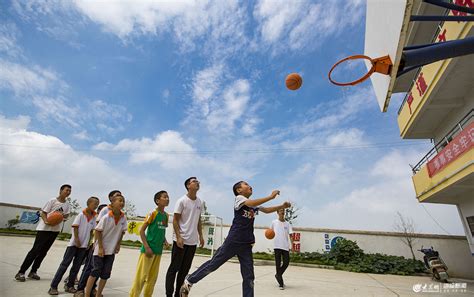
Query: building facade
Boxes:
[{"xmin": 395, "ymin": 4, "xmax": 473, "ymax": 254}]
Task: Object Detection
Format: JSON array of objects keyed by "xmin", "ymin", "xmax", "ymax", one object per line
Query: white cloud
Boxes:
[
  {"xmin": 12, "ymin": 0, "xmax": 84, "ymax": 48},
  {"xmin": 254, "ymin": 0, "xmax": 364, "ymax": 52},
  {"xmin": 0, "ymin": 60, "xmax": 63, "ymax": 95},
  {"xmin": 69, "ymin": 0, "xmax": 249, "ymax": 57},
  {"xmin": 0, "ymin": 22, "xmax": 23, "ymax": 58},
  {"xmin": 94, "ymin": 130, "xmax": 195, "ymax": 169},
  {"xmin": 0, "ymin": 58, "xmax": 131, "ymax": 135},
  {"xmin": 289, "ymin": 149, "xmax": 464, "ymax": 235},
  {"xmin": 32, "ymin": 95, "xmax": 80, "ymax": 128},
  {"xmin": 187, "ymin": 63, "xmax": 261, "ymax": 136},
  {"xmin": 73, "ymin": 130, "xmax": 91, "ymax": 141},
  {"xmin": 326, "ymin": 128, "xmax": 366, "ymax": 147}
]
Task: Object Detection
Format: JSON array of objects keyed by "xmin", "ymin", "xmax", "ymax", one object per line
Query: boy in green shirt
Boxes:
[{"xmin": 130, "ymin": 191, "xmax": 170, "ymax": 297}]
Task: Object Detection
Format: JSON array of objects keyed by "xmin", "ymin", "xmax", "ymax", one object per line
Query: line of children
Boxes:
[{"xmin": 14, "ymin": 180, "xmax": 290, "ymax": 297}]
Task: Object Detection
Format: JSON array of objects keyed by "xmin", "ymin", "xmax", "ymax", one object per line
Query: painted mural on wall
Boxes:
[
  {"xmin": 19, "ymin": 211, "xmax": 40, "ymax": 224},
  {"xmin": 324, "ymin": 233, "xmax": 344, "ymax": 252}
]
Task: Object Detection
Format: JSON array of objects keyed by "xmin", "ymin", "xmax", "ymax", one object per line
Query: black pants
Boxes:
[
  {"xmin": 188, "ymin": 240, "xmax": 254, "ymax": 297},
  {"xmin": 77, "ymin": 246, "xmax": 98, "ymax": 292},
  {"xmin": 274, "ymin": 249, "xmax": 290, "ymax": 284},
  {"xmin": 51, "ymin": 246, "xmax": 87, "ymax": 289},
  {"xmin": 19, "ymin": 231, "xmax": 59, "ymax": 274},
  {"xmin": 165, "ymin": 242, "xmax": 197, "ymax": 297}
]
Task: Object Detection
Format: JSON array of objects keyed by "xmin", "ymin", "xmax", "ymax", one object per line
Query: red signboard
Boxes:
[
  {"xmin": 292, "ymin": 242, "xmax": 300, "ymax": 253},
  {"xmin": 292, "ymin": 232, "xmax": 301, "ymax": 241},
  {"xmin": 427, "ymin": 121, "xmax": 474, "ymax": 177}
]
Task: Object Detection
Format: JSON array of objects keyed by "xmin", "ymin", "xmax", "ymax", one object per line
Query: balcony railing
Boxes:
[
  {"xmin": 412, "ymin": 109, "xmax": 474, "ymax": 174},
  {"xmin": 398, "ymin": 9, "xmax": 449, "ymax": 115}
]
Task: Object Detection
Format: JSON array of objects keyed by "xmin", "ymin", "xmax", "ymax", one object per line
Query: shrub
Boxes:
[{"xmin": 328, "ymin": 238, "xmax": 363, "ymax": 263}]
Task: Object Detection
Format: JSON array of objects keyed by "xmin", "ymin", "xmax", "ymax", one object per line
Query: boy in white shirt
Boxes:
[
  {"xmin": 165, "ymin": 177, "xmax": 204, "ymax": 297},
  {"xmin": 84, "ymin": 195, "xmax": 127, "ymax": 297},
  {"xmin": 49, "ymin": 197, "xmax": 100, "ymax": 295},
  {"xmin": 271, "ymin": 208, "xmax": 294, "ymax": 290},
  {"xmin": 97, "ymin": 190, "xmax": 122, "ymax": 221},
  {"xmin": 15, "ymin": 184, "xmax": 71, "ymax": 282}
]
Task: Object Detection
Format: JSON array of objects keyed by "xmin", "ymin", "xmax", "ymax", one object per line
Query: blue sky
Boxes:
[{"xmin": 0, "ymin": 0, "xmax": 464, "ymax": 235}]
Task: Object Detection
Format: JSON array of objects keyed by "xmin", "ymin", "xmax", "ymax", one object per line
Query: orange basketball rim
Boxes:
[{"xmin": 328, "ymin": 55, "xmax": 393, "ymax": 86}]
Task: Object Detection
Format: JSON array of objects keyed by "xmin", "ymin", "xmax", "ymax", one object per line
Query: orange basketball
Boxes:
[
  {"xmin": 265, "ymin": 228, "xmax": 275, "ymax": 240},
  {"xmin": 47, "ymin": 211, "xmax": 64, "ymax": 226},
  {"xmin": 285, "ymin": 73, "xmax": 302, "ymax": 90}
]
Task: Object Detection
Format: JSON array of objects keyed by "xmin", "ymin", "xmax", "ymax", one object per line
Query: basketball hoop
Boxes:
[{"xmin": 328, "ymin": 55, "xmax": 393, "ymax": 86}]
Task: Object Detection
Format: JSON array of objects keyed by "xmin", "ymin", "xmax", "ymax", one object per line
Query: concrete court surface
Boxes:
[{"xmin": 1, "ymin": 235, "xmax": 473, "ymax": 297}]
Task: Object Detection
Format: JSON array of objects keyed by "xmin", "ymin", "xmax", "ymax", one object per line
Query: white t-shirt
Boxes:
[
  {"xmin": 97, "ymin": 204, "xmax": 112, "ymax": 221},
  {"xmin": 172, "ymin": 194, "xmax": 203, "ymax": 245},
  {"xmin": 271, "ymin": 219, "xmax": 293, "ymax": 251},
  {"xmin": 94, "ymin": 211, "xmax": 127, "ymax": 255},
  {"xmin": 36, "ymin": 198, "xmax": 71, "ymax": 232},
  {"xmin": 68, "ymin": 209, "xmax": 97, "ymax": 248}
]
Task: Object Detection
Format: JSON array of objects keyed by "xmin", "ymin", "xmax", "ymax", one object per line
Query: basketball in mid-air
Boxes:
[
  {"xmin": 285, "ymin": 73, "xmax": 303, "ymax": 90},
  {"xmin": 47, "ymin": 211, "xmax": 64, "ymax": 226},
  {"xmin": 265, "ymin": 228, "xmax": 275, "ymax": 240}
]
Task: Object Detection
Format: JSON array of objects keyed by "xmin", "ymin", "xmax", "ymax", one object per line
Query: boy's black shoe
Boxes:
[
  {"xmin": 15, "ymin": 273, "xmax": 26, "ymax": 282},
  {"xmin": 274, "ymin": 274, "xmax": 283, "ymax": 287},
  {"xmin": 28, "ymin": 272, "xmax": 40, "ymax": 280},
  {"xmin": 48, "ymin": 288, "xmax": 59, "ymax": 295}
]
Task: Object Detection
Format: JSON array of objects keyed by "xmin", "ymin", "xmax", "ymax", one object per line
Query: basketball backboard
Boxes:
[{"xmin": 364, "ymin": 0, "xmax": 414, "ymax": 112}]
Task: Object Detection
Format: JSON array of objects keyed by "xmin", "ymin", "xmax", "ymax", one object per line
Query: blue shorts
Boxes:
[{"xmin": 91, "ymin": 255, "xmax": 115, "ymax": 279}]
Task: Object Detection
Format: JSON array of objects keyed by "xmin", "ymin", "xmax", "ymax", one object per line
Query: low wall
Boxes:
[
  {"xmin": 2, "ymin": 203, "xmax": 472, "ymax": 279},
  {"xmin": 0, "ymin": 202, "xmax": 74, "ymax": 233}
]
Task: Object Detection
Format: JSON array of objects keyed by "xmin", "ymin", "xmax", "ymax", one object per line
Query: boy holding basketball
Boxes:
[
  {"xmin": 180, "ymin": 181, "xmax": 290, "ymax": 297},
  {"xmin": 48, "ymin": 196, "xmax": 100, "ymax": 295},
  {"xmin": 271, "ymin": 208, "xmax": 294, "ymax": 290},
  {"xmin": 129, "ymin": 191, "xmax": 170, "ymax": 297},
  {"xmin": 84, "ymin": 194, "xmax": 127, "ymax": 297},
  {"xmin": 15, "ymin": 184, "xmax": 72, "ymax": 282}
]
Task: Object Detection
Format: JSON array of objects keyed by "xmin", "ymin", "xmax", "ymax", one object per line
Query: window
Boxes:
[{"xmin": 467, "ymin": 216, "xmax": 474, "ymax": 237}]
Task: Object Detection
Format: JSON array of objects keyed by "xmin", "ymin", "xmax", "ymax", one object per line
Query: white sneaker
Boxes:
[{"xmin": 179, "ymin": 279, "xmax": 192, "ymax": 297}]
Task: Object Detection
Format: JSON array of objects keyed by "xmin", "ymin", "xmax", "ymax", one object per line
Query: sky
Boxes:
[{"xmin": 0, "ymin": 0, "xmax": 464, "ymax": 235}]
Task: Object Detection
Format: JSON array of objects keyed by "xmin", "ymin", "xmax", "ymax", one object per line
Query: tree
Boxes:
[
  {"xmin": 6, "ymin": 215, "xmax": 20, "ymax": 229},
  {"xmin": 201, "ymin": 201, "xmax": 211, "ymax": 224},
  {"xmin": 67, "ymin": 197, "xmax": 81, "ymax": 216},
  {"xmin": 124, "ymin": 200, "xmax": 137, "ymax": 219},
  {"xmin": 285, "ymin": 204, "xmax": 300, "ymax": 225},
  {"xmin": 393, "ymin": 211, "xmax": 417, "ymax": 260}
]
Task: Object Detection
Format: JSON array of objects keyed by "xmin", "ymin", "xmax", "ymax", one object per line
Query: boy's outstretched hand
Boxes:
[
  {"xmin": 282, "ymin": 201, "xmax": 291, "ymax": 208},
  {"xmin": 270, "ymin": 190, "xmax": 280, "ymax": 199}
]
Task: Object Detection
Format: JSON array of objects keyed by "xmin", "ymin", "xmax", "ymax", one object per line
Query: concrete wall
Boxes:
[
  {"xmin": 0, "ymin": 202, "xmax": 74, "ymax": 233},
  {"xmin": 2, "ymin": 203, "xmax": 473, "ymax": 278},
  {"xmin": 457, "ymin": 196, "xmax": 474, "ymax": 255}
]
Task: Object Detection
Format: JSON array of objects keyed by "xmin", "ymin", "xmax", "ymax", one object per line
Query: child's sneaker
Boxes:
[
  {"xmin": 15, "ymin": 273, "xmax": 26, "ymax": 282},
  {"xmin": 48, "ymin": 288, "xmax": 59, "ymax": 295},
  {"xmin": 64, "ymin": 284, "xmax": 77, "ymax": 293},
  {"xmin": 179, "ymin": 279, "xmax": 192, "ymax": 297},
  {"xmin": 274, "ymin": 274, "xmax": 283, "ymax": 287},
  {"xmin": 28, "ymin": 272, "xmax": 41, "ymax": 280}
]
